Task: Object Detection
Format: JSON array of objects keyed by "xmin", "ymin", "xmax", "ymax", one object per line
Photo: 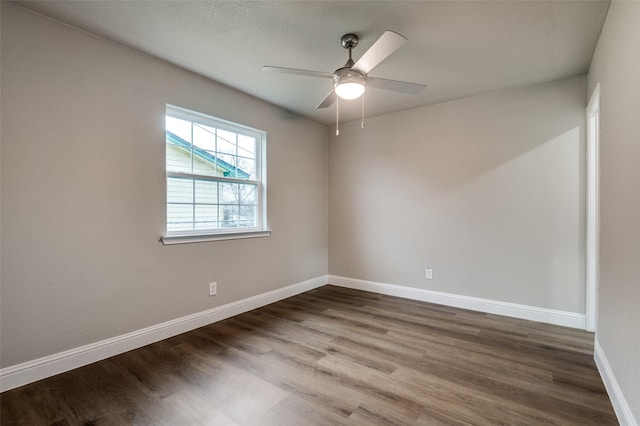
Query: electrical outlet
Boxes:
[
  {"xmin": 209, "ymin": 282, "xmax": 217, "ymax": 296},
  {"xmin": 425, "ymin": 268, "xmax": 433, "ymax": 280}
]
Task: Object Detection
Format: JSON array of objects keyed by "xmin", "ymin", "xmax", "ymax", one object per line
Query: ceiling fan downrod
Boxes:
[
  {"xmin": 334, "ymin": 33, "xmax": 367, "ymax": 101},
  {"xmin": 341, "ymin": 33, "xmax": 359, "ymax": 68}
]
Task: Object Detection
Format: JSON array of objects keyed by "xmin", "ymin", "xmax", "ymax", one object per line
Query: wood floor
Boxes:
[{"xmin": 1, "ymin": 285, "xmax": 617, "ymax": 425}]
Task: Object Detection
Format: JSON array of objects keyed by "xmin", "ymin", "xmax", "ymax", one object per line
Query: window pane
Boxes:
[
  {"xmin": 195, "ymin": 204, "xmax": 218, "ymax": 230},
  {"xmin": 167, "ymin": 177, "xmax": 193, "ymax": 203},
  {"xmin": 237, "ymin": 157, "xmax": 256, "ymax": 180},
  {"xmin": 239, "ymin": 205, "xmax": 256, "ymax": 227},
  {"xmin": 193, "ymin": 124, "xmax": 216, "ymax": 151},
  {"xmin": 221, "ymin": 205, "xmax": 239, "ymax": 228},
  {"xmin": 237, "ymin": 184, "xmax": 256, "ymax": 204},
  {"xmin": 167, "ymin": 204, "xmax": 193, "ymax": 231},
  {"xmin": 166, "ymin": 116, "xmax": 192, "ymax": 142},
  {"xmin": 217, "ymin": 154, "xmax": 238, "ymax": 178},
  {"xmin": 194, "ymin": 180, "xmax": 218, "ymax": 204},
  {"xmin": 219, "ymin": 183, "xmax": 257, "ymax": 205},
  {"xmin": 238, "ymin": 134, "xmax": 255, "ymax": 159},
  {"xmin": 168, "ymin": 222, "xmax": 195, "ymax": 232},
  {"xmin": 217, "ymin": 130, "xmax": 236, "ymax": 155},
  {"xmin": 220, "ymin": 182, "xmax": 238, "ymax": 204},
  {"xmin": 193, "ymin": 152, "xmax": 218, "ymax": 177},
  {"xmin": 166, "ymin": 143, "xmax": 192, "ymax": 173}
]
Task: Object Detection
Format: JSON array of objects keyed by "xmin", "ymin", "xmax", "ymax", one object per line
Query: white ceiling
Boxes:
[{"xmin": 14, "ymin": 1, "xmax": 610, "ymax": 125}]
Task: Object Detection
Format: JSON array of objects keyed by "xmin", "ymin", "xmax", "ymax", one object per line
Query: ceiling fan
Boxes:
[{"xmin": 263, "ymin": 31, "xmax": 427, "ymax": 109}]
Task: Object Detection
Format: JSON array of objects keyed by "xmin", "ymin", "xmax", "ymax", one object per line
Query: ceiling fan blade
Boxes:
[
  {"xmin": 367, "ymin": 77, "xmax": 427, "ymax": 94},
  {"xmin": 352, "ymin": 30, "xmax": 407, "ymax": 74},
  {"xmin": 262, "ymin": 66, "xmax": 333, "ymax": 79},
  {"xmin": 316, "ymin": 90, "xmax": 337, "ymax": 109}
]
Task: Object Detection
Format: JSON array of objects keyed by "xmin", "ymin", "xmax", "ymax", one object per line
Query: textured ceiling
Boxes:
[{"xmin": 14, "ymin": 1, "xmax": 610, "ymax": 125}]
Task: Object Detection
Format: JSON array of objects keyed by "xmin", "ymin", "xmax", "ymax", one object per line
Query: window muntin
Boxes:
[{"xmin": 165, "ymin": 105, "xmax": 266, "ymax": 237}]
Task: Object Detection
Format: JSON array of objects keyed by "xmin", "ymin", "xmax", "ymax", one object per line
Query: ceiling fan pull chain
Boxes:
[{"xmin": 336, "ymin": 96, "xmax": 340, "ymax": 136}]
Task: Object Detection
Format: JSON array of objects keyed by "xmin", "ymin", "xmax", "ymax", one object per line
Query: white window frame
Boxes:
[{"xmin": 161, "ymin": 105, "xmax": 269, "ymax": 245}]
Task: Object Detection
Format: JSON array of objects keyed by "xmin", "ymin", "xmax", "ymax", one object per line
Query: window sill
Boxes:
[{"xmin": 160, "ymin": 230, "xmax": 271, "ymax": 245}]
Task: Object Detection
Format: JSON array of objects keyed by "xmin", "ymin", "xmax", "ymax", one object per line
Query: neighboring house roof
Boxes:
[{"xmin": 166, "ymin": 131, "xmax": 250, "ymax": 179}]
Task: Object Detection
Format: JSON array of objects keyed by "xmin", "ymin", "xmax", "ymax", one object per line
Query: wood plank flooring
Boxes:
[{"xmin": 1, "ymin": 285, "xmax": 617, "ymax": 425}]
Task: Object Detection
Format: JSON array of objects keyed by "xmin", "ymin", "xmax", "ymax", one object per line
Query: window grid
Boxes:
[
  {"xmin": 166, "ymin": 179, "xmax": 259, "ymax": 232},
  {"xmin": 165, "ymin": 105, "xmax": 265, "ymax": 236}
]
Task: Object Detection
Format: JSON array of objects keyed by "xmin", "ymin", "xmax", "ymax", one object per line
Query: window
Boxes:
[{"xmin": 161, "ymin": 105, "xmax": 268, "ymax": 244}]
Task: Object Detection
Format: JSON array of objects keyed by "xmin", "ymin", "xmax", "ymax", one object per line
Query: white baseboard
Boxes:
[
  {"xmin": 594, "ymin": 339, "xmax": 638, "ymax": 426},
  {"xmin": 328, "ymin": 275, "xmax": 586, "ymax": 329},
  {"xmin": 0, "ymin": 275, "xmax": 328, "ymax": 392}
]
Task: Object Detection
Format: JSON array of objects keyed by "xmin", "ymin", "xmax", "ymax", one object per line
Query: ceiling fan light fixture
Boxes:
[
  {"xmin": 335, "ymin": 82, "xmax": 366, "ymax": 100},
  {"xmin": 334, "ymin": 68, "xmax": 367, "ymax": 100}
]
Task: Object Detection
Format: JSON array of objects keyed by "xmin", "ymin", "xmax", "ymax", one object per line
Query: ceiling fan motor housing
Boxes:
[{"xmin": 333, "ymin": 67, "xmax": 367, "ymax": 99}]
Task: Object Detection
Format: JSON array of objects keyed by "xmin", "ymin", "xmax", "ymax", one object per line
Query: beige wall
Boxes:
[
  {"xmin": 0, "ymin": 3, "xmax": 328, "ymax": 367},
  {"xmin": 588, "ymin": 1, "xmax": 640, "ymax": 420},
  {"xmin": 329, "ymin": 77, "xmax": 586, "ymax": 313}
]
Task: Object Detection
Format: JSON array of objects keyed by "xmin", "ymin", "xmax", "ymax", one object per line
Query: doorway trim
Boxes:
[{"xmin": 585, "ymin": 83, "xmax": 600, "ymax": 332}]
